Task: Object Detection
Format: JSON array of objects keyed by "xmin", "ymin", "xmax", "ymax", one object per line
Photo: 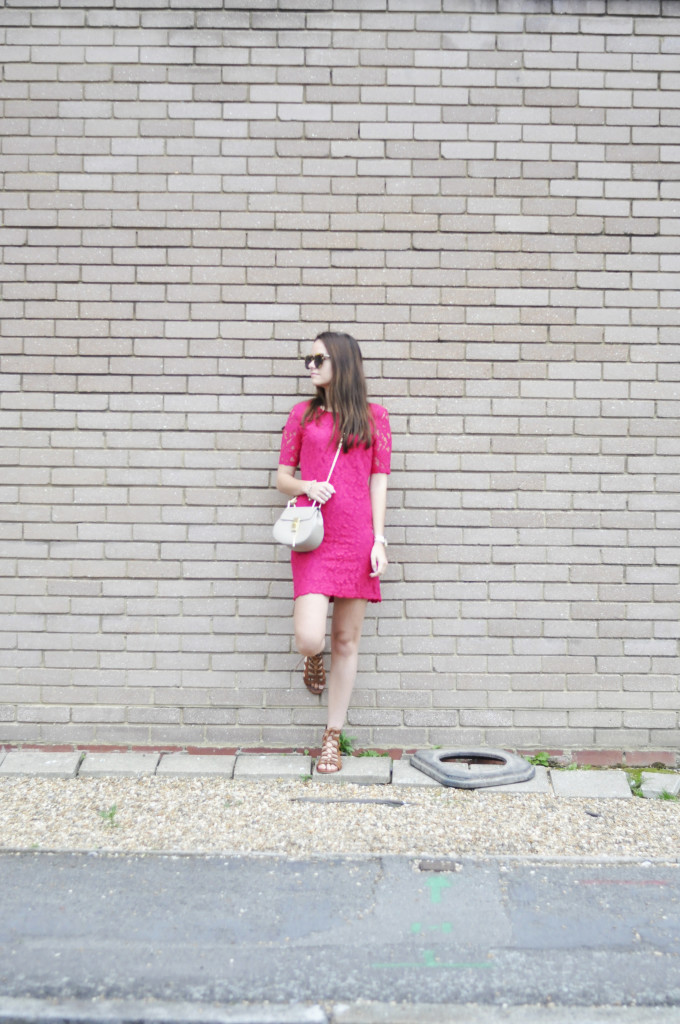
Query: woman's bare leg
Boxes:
[
  {"xmin": 293, "ymin": 593, "xmax": 330, "ymax": 658},
  {"xmin": 326, "ymin": 597, "xmax": 367, "ymax": 730}
]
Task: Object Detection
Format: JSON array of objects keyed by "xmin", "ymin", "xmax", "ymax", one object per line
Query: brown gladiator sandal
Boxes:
[
  {"xmin": 303, "ymin": 652, "xmax": 326, "ymax": 695},
  {"xmin": 316, "ymin": 727, "xmax": 342, "ymax": 774}
]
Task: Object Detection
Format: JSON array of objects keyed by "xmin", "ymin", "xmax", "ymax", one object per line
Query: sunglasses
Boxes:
[{"xmin": 303, "ymin": 354, "xmax": 331, "ymax": 370}]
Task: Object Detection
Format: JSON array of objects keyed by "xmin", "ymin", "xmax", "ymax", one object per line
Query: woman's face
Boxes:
[{"xmin": 310, "ymin": 338, "xmax": 333, "ymax": 390}]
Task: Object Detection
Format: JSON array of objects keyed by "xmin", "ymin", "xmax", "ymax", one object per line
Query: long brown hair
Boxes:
[{"xmin": 302, "ymin": 331, "xmax": 373, "ymax": 452}]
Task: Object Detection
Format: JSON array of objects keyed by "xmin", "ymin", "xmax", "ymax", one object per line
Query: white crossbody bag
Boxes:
[{"xmin": 273, "ymin": 442, "xmax": 342, "ymax": 552}]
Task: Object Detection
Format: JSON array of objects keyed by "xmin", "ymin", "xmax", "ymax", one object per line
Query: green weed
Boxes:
[
  {"xmin": 339, "ymin": 732, "xmax": 356, "ymax": 755},
  {"xmin": 626, "ymin": 768, "xmax": 644, "ymax": 797},
  {"xmin": 624, "ymin": 766, "xmax": 680, "ymax": 799},
  {"xmin": 98, "ymin": 804, "xmax": 118, "ymax": 827}
]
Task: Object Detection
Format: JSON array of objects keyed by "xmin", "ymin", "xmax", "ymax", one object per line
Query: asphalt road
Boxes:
[{"xmin": 2, "ymin": 852, "xmax": 680, "ymax": 1008}]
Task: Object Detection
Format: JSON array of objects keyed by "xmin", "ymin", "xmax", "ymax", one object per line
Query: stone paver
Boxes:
[
  {"xmin": 0, "ymin": 751, "xmax": 83, "ymax": 779},
  {"xmin": 233, "ymin": 754, "xmax": 312, "ymax": 781},
  {"xmin": 550, "ymin": 768, "xmax": 632, "ymax": 799},
  {"xmin": 313, "ymin": 756, "xmax": 392, "ymax": 785},
  {"xmin": 0, "ymin": 748, "xmax": 670, "ymax": 804},
  {"xmin": 79, "ymin": 752, "xmax": 160, "ymax": 778},
  {"xmin": 640, "ymin": 772, "xmax": 680, "ymax": 800},
  {"xmin": 390, "ymin": 759, "xmax": 440, "ymax": 787},
  {"xmin": 156, "ymin": 753, "xmax": 235, "ymax": 777},
  {"xmin": 480, "ymin": 764, "xmax": 552, "ymax": 795}
]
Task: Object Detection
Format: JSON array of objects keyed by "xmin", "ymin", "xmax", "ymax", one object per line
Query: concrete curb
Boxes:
[
  {"xmin": 234, "ymin": 753, "xmax": 312, "ymax": 780},
  {"xmin": 1, "ymin": 1000, "xmax": 680, "ymax": 1024},
  {"xmin": 157, "ymin": 753, "xmax": 236, "ymax": 777},
  {"xmin": 0, "ymin": 750, "xmax": 84, "ymax": 778},
  {"xmin": 79, "ymin": 752, "xmax": 161, "ymax": 778},
  {"xmin": 479, "ymin": 764, "xmax": 551, "ymax": 794},
  {"xmin": 0, "ymin": 998, "xmax": 326, "ymax": 1024},
  {"xmin": 640, "ymin": 772, "xmax": 680, "ymax": 799},
  {"xmin": 2, "ymin": 849, "xmax": 680, "ymax": 866},
  {"xmin": 1, "ymin": 749, "xmax": 679, "ymax": 800},
  {"xmin": 550, "ymin": 768, "xmax": 633, "ymax": 799},
  {"xmin": 333, "ymin": 1003, "xmax": 680, "ymax": 1023},
  {"xmin": 313, "ymin": 755, "xmax": 392, "ymax": 785}
]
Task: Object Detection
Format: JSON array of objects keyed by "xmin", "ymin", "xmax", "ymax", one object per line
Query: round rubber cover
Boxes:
[{"xmin": 409, "ymin": 748, "xmax": 535, "ymax": 788}]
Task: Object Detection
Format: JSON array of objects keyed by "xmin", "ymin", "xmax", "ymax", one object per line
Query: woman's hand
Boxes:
[
  {"xmin": 307, "ymin": 481, "xmax": 335, "ymax": 505},
  {"xmin": 370, "ymin": 540, "xmax": 388, "ymax": 578}
]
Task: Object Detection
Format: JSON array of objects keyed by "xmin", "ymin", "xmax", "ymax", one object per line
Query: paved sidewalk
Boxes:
[{"xmin": 0, "ymin": 748, "xmax": 672, "ymax": 799}]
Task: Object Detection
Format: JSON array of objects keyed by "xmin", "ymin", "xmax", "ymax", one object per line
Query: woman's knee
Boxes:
[
  {"xmin": 295, "ymin": 626, "xmax": 325, "ymax": 658},
  {"xmin": 331, "ymin": 630, "xmax": 360, "ymax": 660},
  {"xmin": 293, "ymin": 595, "xmax": 328, "ymax": 657}
]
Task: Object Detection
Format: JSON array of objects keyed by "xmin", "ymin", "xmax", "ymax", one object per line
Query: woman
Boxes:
[{"xmin": 276, "ymin": 331, "xmax": 392, "ymax": 774}]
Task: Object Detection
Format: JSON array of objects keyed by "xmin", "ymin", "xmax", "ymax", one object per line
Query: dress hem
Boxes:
[{"xmin": 294, "ymin": 590, "xmax": 381, "ymax": 604}]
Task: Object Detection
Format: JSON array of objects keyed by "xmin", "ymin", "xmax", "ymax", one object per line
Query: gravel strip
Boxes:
[{"xmin": 1, "ymin": 776, "xmax": 679, "ymax": 859}]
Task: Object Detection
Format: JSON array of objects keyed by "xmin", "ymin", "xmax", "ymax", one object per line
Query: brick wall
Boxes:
[{"xmin": 1, "ymin": 0, "xmax": 679, "ymax": 755}]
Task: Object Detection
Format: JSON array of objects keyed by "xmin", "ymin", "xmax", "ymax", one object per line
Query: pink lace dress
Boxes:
[{"xmin": 278, "ymin": 402, "xmax": 392, "ymax": 602}]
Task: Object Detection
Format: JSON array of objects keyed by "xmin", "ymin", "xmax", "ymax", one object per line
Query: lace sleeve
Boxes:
[
  {"xmin": 279, "ymin": 403, "xmax": 305, "ymax": 467},
  {"xmin": 370, "ymin": 405, "xmax": 392, "ymax": 475}
]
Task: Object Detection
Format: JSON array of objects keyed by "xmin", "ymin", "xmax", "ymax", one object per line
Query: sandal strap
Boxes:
[
  {"xmin": 303, "ymin": 653, "xmax": 326, "ymax": 694},
  {"xmin": 318, "ymin": 727, "xmax": 342, "ymax": 772}
]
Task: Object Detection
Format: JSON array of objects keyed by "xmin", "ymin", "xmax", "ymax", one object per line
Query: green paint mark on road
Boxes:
[{"xmin": 425, "ymin": 876, "xmax": 452, "ymax": 904}]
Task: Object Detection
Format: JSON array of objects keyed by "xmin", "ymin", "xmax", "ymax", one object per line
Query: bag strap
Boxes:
[
  {"xmin": 324, "ymin": 440, "xmax": 342, "ymax": 484},
  {"xmin": 308, "ymin": 440, "xmax": 343, "ymax": 509},
  {"xmin": 288, "ymin": 440, "xmax": 343, "ymax": 510}
]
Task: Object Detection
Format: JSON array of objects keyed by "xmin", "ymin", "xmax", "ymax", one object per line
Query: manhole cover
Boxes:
[{"xmin": 410, "ymin": 748, "xmax": 535, "ymax": 788}]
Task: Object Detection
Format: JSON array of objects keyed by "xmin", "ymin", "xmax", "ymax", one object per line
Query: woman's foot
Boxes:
[
  {"xmin": 316, "ymin": 727, "xmax": 342, "ymax": 774},
  {"xmin": 303, "ymin": 652, "xmax": 326, "ymax": 695}
]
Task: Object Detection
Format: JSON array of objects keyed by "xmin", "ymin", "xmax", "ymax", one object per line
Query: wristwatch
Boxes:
[{"xmin": 374, "ymin": 534, "xmax": 387, "ymax": 546}]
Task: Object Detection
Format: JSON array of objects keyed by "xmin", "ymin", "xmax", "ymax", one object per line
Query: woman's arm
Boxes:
[
  {"xmin": 277, "ymin": 464, "xmax": 308, "ymax": 499},
  {"xmin": 276, "ymin": 465, "xmax": 334, "ymax": 505},
  {"xmin": 369, "ymin": 472, "xmax": 388, "ymax": 578}
]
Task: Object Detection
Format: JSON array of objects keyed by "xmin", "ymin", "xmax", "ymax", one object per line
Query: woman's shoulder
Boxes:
[
  {"xmin": 286, "ymin": 399, "xmax": 312, "ymax": 422},
  {"xmin": 369, "ymin": 402, "xmax": 389, "ymax": 419}
]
